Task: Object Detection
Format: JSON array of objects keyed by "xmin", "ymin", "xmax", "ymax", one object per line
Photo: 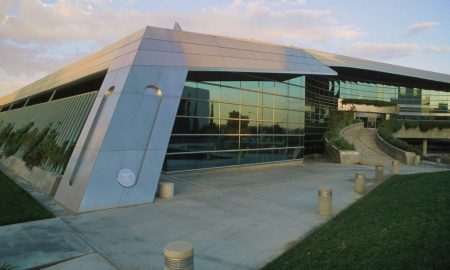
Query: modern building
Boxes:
[{"xmin": 0, "ymin": 25, "xmax": 449, "ymax": 213}]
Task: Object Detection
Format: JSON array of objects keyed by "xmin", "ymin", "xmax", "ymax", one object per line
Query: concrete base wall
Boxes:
[
  {"xmin": 0, "ymin": 156, "xmax": 61, "ymax": 196},
  {"xmin": 324, "ymin": 122, "xmax": 362, "ymax": 165},
  {"xmin": 375, "ymin": 132, "xmax": 417, "ymax": 165},
  {"xmin": 324, "ymin": 138, "xmax": 361, "ymax": 165}
]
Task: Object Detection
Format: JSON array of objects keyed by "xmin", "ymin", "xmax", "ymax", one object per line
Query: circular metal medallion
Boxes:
[{"xmin": 117, "ymin": 168, "xmax": 136, "ymax": 187}]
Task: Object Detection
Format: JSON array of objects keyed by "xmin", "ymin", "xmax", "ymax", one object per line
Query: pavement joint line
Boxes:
[
  {"xmin": 59, "ymin": 217, "xmax": 121, "ymax": 270},
  {"xmin": 32, "ymin": 252, "xmax": 97, "ymax": 269},
  {"xmin": 163, "ymin": 175, "xmax": 218, "ymax": 191}
]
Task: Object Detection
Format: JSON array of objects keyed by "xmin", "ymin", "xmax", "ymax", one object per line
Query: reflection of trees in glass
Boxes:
[
  {"xmin": 224, "ymin": 110, "xmax": 250, "ymax": 134},
  {"xmin": 273, "ymin": 123, "xmax": 287, "ymax": 134},
  {"xmin": 200, "ymin": 120, "xmax": 219, "ymax": 133}
]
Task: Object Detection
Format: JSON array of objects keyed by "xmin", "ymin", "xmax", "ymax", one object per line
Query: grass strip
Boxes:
[
  {"xmin": 263, "ymin": 171, "xmax": 450, "ymax": 270},
  {"xmin": 0, "ymin": 171, "xmax": 54, "ymax": 226}
]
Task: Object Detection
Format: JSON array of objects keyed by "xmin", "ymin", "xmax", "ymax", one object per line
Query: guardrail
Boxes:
[{"xmin": 375, "ymin": 132, "xmax": 417, "ymax": 165}]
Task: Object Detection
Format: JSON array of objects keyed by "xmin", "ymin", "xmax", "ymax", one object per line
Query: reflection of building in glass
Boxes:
[
  {"xmin": 0, "ymin": 25, "xmax": 448, "ymax": 213},
  {"xmin": 301, "ymin": 71, "xmax": 450, "ymax": 128}
]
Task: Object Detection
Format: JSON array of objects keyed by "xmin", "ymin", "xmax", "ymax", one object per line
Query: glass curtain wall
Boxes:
[
  {"xmin": 164, "ymin": 72, "xmax": 305, "ymax": 171},
  {"xmin": 338, "ymin": 79, "xmax": 450, "ymax": 120},
  {"xmin": 304, "ymin": 76, "xmax": 338, "ymax": 155}
]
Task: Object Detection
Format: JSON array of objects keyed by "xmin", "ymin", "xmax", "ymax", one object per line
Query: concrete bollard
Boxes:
[
  {"xmin": 375, "ymin": 164, "xmax": 384, "ymax": 183},
  {"xmin": 414, "ymin": 155, "xmax": 421, "ymax": 166},
  {"xmin": 317, "ymin": 187, "xmax": 332, "ymax": 216},
  {"xmin": 391, "ymin": 160, "xmax": 400, "ymax": 175},
  {"xmin": 354, "ymin": 173, "xmax": 366, "ymax": 194},
  {"xmin": 159, "ymin": 182, "xmax": 175, "ymax": 199},
  {"xmin": 164, "ymin": 241, "xmax": 194, "ymax": 270}
]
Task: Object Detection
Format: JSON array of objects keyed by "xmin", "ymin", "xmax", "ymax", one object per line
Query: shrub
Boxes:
[
  {"xmin": 1, "ymin": 122, "xmax": 34, "ymax": 158},
  {"xmin": 22, "ymin": 126, "xmax": 52, "ymax": 169},
  {"xmin": 47, "ymin": 141, "xmax": 75, "ymax": 172},
  {"xmin": 329, "ymin": 137, "xmax": 355, "ymax": 151},
  {"xmin": 0, "ymin": 122, "xmax": 76, "ymax": 173},
  {"xmin": 395, "ymin": 120, "xmax": 450, "ymax": 132},
  {"xmin": 0, "ymin": 123, "xmax": 14, "ymax": 147},
  {"xmin": 418, "ymin": 121, "xmax": 450, "ymax": 132},
  {"xmin": 341, "ymin": 98, "xmax": 397, "ymax": 107},
  {"xmin": 325, "ymin": 111, "xmax": 357, "ymax": 150},
  {"xmin": 378, "ymin": 120, "xmax": 420, "ymax": 154},
  {"xmin": 404, "ymin": 121, "xmax": 418, "ymax": 129}
]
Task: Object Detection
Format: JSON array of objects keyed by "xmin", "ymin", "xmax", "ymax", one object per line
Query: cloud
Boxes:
[
  {"xmin": 407, "ymin": 21, "xmax": 439, "ymax": 36},
  {"xmin": 342, "ymin": 42, "xmax": 450, "ymax": 61},
  {"xmin": 423, "ymin": 45, "xmax": 450, "ymax": 53},
  {"xmin": 278, "ymin": 0, "xmax": 306, "ymax": 5},
  {"xmin": 0, "ymin": 0, "xmax": 363, "ymax": 94},
  {"xmin": 342, "ymin": 43, "xmax": 419, "ymax": 60},
  {"xmin": 0, "ymin": 0, "xmax": 14, "ymax": 21}
]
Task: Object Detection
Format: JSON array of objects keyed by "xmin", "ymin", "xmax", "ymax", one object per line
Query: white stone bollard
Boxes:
[
  {"xmin": 375, "ymin": 164, "xmax": 384, "ymax": 183},
  {"xmin": 317, "ymin": 187, "xmax": 332, "ymax": 216},
  {"xmin": 414, "ymin": 155, "xmax": 421, "ymax": 166},
  {"xmin": 159, "ymin": 182, "xmax": 175, "ymax": 199},
  {"xmin": 164, "ymin": 241, "xmax": 194, "ymax": 270},
  {"xmin": 354, "ymin": 173, "xmax": 366, "ymax": 194},
  {"xmin": 392, "ymin": 160, "xmax": 400, "ymax": 175}
]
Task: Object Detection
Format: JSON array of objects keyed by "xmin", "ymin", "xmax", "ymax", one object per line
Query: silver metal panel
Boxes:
[
  {"xmin": 78, "ymin": 149, "xmax": 145, "ymax": 212},
  {"xmin": 100, "ymin": 93, "xmax": 160, "ymax": 151},
  {"xmin": 304, "ymin": 48, "xmax": 450, "ymax": 84},
  {"xmin": 142, "ymin": 26, "xmax": 178, "ymax": 42},
  {"xmin": 184, "ymin": 54, "xmax": 227, "ymax": 69},
  {"xmin": 214, "ymin": 36, "xmax": 253, "ymax": 51},
  {"xmin": 108, "ymin": 51, "xmax": 139, "ymax": 72},
  {"xmin": 55, "ymin": 28, "xmax": 188, "ymax": 213},
  {"xmin": 133, "ymin": 50, "xmax": 188, "ymax": 67},
  {"xmin": 180, "ymin": 43, "xmax": 225, "ymax": 57},
  {"xmin": 174, "ymin": 31, "xmax": 218, "ymax": 47},
  {"xmin": 118, "ymin": 149, "xmax": 165, "ymax": 206},
  {"xmin": 138, "ymin": 38, "xmax": 184, "ymax": 53}
]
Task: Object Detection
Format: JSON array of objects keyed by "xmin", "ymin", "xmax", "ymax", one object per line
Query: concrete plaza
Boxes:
[{"xmin": 0, "ymin": 159, "xmax": 447, "ymax": 269}]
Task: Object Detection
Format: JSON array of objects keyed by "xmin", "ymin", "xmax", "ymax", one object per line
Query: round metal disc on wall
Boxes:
[{"xmin": 117, "ymin": 168, "xmax": 137, "ymax": 187}]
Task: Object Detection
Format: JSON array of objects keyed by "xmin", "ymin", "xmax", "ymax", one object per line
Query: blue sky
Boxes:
[{"xmin": 0, "ymin": 0, "xmax": 449, "ymax": 95}]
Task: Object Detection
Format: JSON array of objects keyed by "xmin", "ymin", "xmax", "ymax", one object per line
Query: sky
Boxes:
[{"xmin": 0, "ymin": 0, "xmax": 449, "ymax": 96}]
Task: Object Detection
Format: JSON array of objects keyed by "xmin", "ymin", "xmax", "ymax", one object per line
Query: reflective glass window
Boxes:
[{"xmin": 167, "ymin": 73, "xmax": 306, "ymax": 171}]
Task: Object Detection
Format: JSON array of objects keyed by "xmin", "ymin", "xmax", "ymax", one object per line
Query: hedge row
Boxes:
[
  {"xmin": 341, "ymin": 98, "xmax": 397, "ymax": 107},
  {"xmin": 403, "ymin": 120, "xmax": 450, "ymax": 132},
  {"xmin": 378, "ymin": 120, "xmax": 419, "ymax": 154}
]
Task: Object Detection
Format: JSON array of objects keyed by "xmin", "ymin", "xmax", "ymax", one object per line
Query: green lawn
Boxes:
[
  {"xmin": 0, "ymin": 171, "xmax": 54, "ymax": 226},
  {"xmin": 263, "ymin": 171, "xmax": 450, "ymax": 270}
]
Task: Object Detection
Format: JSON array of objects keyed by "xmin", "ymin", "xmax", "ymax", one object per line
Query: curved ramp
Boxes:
[{"xmin": 344, "ymin": 128, "xmax": 394, "ymax": 165}]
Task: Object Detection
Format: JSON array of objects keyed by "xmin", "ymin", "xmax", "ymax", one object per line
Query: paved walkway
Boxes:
[
  {"xmin": 0, "ymin": 160, "xmax": 447, "ymax": 269},
  {"xmin": 344, "ymin": 128, "xmax": 393, "ymax": 165}
]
